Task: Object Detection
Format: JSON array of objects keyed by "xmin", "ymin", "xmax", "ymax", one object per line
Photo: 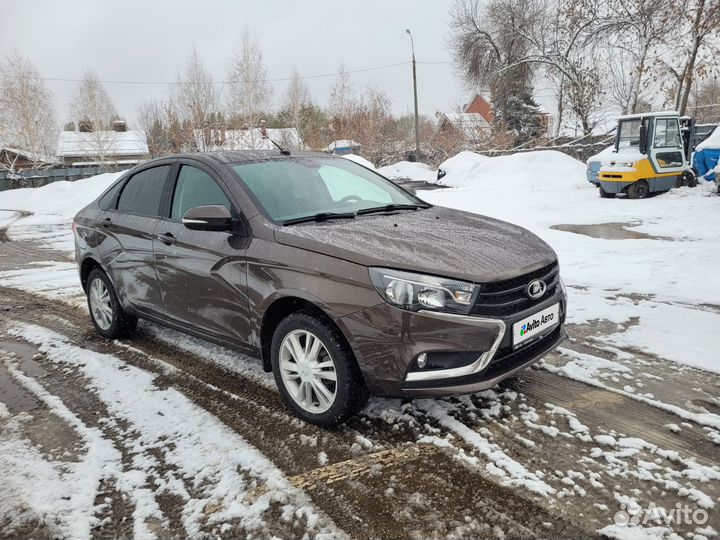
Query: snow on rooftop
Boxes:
[
  {"xmin": 56, "ymin": 130, "xmax": 149, "ymax": 158},
  {"xmin": 616, "ymin": 111, "xmax": 679, "ymax": 121},
  {"xmin": 695, "ymin": 125, "xmax": 720, "ymax": 151},
  {"xmin": 440, "ymin": 112, "xmax": 490, "ymax": 140}
]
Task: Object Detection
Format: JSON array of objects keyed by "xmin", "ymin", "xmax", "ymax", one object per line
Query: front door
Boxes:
[
  {"xmin": 648, "ymin": 117, "xmax": 686, "ymax": 191},
  {"xmin": 153, "ymin": 162, "xmax": 252, "ymax": 345}
]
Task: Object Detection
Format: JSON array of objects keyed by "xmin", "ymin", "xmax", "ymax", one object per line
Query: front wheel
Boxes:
[
  {"xmin": 86, "ymin": 268, "xmax": 137, "ymax": 339},
  {"xmin": 271, "ymin": 311, "xmax": 369, "ymax": 426},
  {"xmin": 627, "ymin": 180, "xmax": 649, "ymax": 199}
]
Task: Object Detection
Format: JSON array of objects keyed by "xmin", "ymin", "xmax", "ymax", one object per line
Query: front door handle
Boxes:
[
  {"xmin": 158, "ymin": 232, "xmax": 177, "ymax": 245},
  {"xmin": 101, "ymin": 217, "xmax": 112, "ymax": 228}
]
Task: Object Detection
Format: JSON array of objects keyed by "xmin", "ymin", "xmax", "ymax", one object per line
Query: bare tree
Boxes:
[
  {"xmin": 688, "ymin": 76, "xmax": 720, "ymax": 122},
  {"xmin": 69, "ymin": 71, "xmax": 119, "ymax": 166},
  {"xmin": 664, "ymin": 0, "xmax": 720, "ymax": 114},
  {"xmin": 328, "ymin": 62, "xmax": 357, "ymax": 140},
  {"xmin": 174, "ymin": 48, "xmax": 219, "ymax": 151},
  {"xmin": 136, "ymin": 98, "xmax": 183, "ymax": 157},
  {"xmin": 0, "ymin": 53, "xmax": 57, "ymax": 175},
  {"xmin": 226, "ymin": 29, "xmax": 272, "ymax": 127},
  {"xmin": 277, "ymin": 68, "xmax": 312, "ymax": 148},
  {"xmin": 448, "ymin": 0, "xmax": 547, "ymax": 141},
  {"xmin": 592, "ymin": 0, "xmax": 674, "ymax": 114}
]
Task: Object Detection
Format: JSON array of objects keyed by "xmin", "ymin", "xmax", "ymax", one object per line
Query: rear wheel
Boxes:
[
  {"xmin": 271, "ymin": 311, "xmax": 369, "ymax": 426},
  {"xmin": 676, "ymin": 171, "xmax": 697, "ymax": 188},
  {"xmin": 599, "ymin": 185, "xmax": 615, "ymax": 198},
  {"xmin": 627, "ymin": 180, "xmax": 649, "ymax": 199},
  {"xmin": 86, "ymin": 268, "xmax": 137, "ymax": 339}
]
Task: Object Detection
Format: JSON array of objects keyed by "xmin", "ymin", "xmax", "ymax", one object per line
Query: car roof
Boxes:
[{"xmin": 159, "ymin": 150, "xmax": 338, "ymax": 165}]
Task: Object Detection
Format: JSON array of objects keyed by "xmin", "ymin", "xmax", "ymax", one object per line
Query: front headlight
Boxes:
[{"xmin": 369, "ymin": 267, "xmax": 480, "ymax": 314}]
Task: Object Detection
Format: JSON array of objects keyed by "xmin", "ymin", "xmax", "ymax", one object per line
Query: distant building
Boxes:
[
  {"xmin": 0, "ymin": 146, "xmax": 42, "ymax": 171},
  {"xmin": 325, "ymin": 140, "xmax": 362, "ymax": 156},
  {"xmin": 431, "ymin": 95, "xmax": 494, "ymax": 149},
  {"xmin": 56, "ymin": 120, "xmax": 149, "ymax": 167}
]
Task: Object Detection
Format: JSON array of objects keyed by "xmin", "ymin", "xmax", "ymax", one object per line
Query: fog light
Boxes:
[{"xmin": 417, "ymin": 353, "xmax": 428, "ymax": 369}]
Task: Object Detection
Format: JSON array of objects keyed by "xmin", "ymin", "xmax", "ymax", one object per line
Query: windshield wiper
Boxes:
[
  {"xmin": 282, "ymin": 212, "xmax": 356, "ymax": 226},
  {"xmin": 356, "ymin": 203, "xmax": 429, "ymax": 216}
]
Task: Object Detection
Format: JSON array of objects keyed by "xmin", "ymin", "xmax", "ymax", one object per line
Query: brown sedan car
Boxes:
[{"xmin": 73, "ymin": 151, "xmax": 567, "ymax": 425}]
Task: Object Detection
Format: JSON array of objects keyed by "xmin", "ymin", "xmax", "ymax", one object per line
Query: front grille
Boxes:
[{"xmin": 470, "ymin": 262, "xmax": 559, "ymax": 317}]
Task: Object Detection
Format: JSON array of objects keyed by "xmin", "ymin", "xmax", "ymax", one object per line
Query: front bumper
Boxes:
[{"xmin": 338, "ymin": 288, "xmax": 567, "ymax": 397}]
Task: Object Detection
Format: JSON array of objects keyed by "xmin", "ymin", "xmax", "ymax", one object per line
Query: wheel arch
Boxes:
[
  {"xmin": 259, "ymin": 295, "xmax": 355, "ymax": 374},
  {"xmin": 79, "ymin": 256, "xmax": 104, "ymax": 292}
]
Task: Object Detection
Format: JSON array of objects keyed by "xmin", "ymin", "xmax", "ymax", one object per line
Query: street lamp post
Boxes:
[{"xmin": 406, "ymin": 29, "xmax": 420, "ymax": 160}]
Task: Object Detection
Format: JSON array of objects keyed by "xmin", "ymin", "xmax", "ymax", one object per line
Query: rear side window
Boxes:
[
  {"xmin": 98, "ymin": 179, "xmax": 125, "ymax": 210},
  {"xmin": 117, "ymin": 165, "xmax": 171, "ymax": 216},
  {"xmin": 171, "ymin": 165, "xmax": 231, "ymax": 220}
]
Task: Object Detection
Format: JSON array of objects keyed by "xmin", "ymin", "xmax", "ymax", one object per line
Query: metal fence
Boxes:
[{"xmin": 0, "ymin": 166, "xmax": 116, "ymax": 191}]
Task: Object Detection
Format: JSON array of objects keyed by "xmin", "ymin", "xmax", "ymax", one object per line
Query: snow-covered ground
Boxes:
[
  {"xmin": 1, "ymin": 153, "xmax": 719, "ymax": 540},
  {"xmin": 423, "ymin": 150, "xmax": 720, "ymax": 373}
]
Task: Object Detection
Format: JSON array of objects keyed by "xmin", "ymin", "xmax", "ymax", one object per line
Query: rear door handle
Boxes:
[{"xmin": 158, "ymin": 232, "xmax": 177, "ymax": 245}]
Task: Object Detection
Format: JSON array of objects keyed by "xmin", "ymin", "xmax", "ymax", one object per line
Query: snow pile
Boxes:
[
  {"xmin": 0, "ymin": 172, "xmax": 121, "ymax": 219},
  {"xmin": 436, "ymin": 150, "xmax": 587, "ymax": 190},
  {"xmin": 696, "ymin": 126, "xmax": 720, "ymax": 151},
  {"xmin": 342, "ymin": 153, "xmax": 376, "ymax": 170},
  {"xmin": 378, "ymin": 161, "xmax": 436, "ymax": 182}
]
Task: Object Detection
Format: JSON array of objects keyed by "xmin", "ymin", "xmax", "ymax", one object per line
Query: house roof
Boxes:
[
  {"xmin": 193, "ymin": 128, "xmax": 303, "ymax": 151},
  {"xmin": 57, "ymin": 130, "xmax": 149, "ymax": 158},
  {"xmin": 439, "ymin": 112, "xmax": 490, "ymax": 140}
]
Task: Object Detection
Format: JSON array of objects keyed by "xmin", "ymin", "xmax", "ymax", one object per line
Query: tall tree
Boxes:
[
  {"xmin": 226, "ymin": 29, "xmax": 272, "ymax": 127},
  {"xmin": 174, "ymin": 48, "xmax": 219, "ymax": 151},
  {"xmin": 592, "ymin": 0, "xmax": 674, "ymax": 114},
  {"xmin": 0, "ymin": 53, "xmax": 57, "ymax": 173},
  {"xmin": 448, "ymin": 0, "xmax": 547, "ymax": 142},
  {"xmin": 69, "ymin": 71, "xmax": 118, "ymax": 166},
  {"xmin": 667, "ymin": 0, "xmax": 720, "ymax": 114}
]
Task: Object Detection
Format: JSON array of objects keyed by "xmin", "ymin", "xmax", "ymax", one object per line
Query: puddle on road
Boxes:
[
  {"xmin": 0, "ymin": 340, "xmax": 47, "ymax": 414},
  {"xmin": 0, "ymin": 338, "xmax": 84, "ymax": 461},
  {"xmin": 551, "ymin": 222, "xmax": 672, "ymax": 240}
]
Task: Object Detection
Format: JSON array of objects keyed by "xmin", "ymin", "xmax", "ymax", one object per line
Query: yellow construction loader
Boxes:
[{"xmin": 598, "ymin": 111, "xmax": 697, "ymax": 199}]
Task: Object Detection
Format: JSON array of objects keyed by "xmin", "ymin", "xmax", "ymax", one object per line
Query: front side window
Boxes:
[
  {"xmin": 231, "ymin": 158, "xmax": 422, "ymax": 222},
  {"xmin": 171, "ymin": 165, "xmax": 231, "ymax": 221},
  {"xmin": 653, "ymin": 118, "xmax": 682, "ymax": 149},
  {"xmin": 117, "ymin": 165, "xmax": 171, "ymax": 216}
]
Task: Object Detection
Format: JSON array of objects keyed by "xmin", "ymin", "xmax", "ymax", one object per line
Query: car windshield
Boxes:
[{"xmin": 232, "ymin": 157, "xmax": 425, "ymax": 222}]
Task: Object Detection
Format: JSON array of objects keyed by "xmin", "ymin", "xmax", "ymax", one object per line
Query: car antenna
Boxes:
[{"xmin": 268, "ymin": 137, "xmax": 291, "ymax": 156}]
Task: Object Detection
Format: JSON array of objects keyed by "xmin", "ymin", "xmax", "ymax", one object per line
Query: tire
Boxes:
[
  {"xmin": 86, "ymin": 268, "xmax": 137, "ymax": 339},
  {"xmin": 676, "ymin": 171, "xmax": 697, "ymax": 188},
  {"xmin": 599, "ymin": 185, "xmax": 615, "ymax": 198},
  {"xmin": 271, "ymin": 311, "xmax": 369, "ymax": 426},
  {"xmin": 627, "ymin": 180, "xmax": 649, "ymax": 199}
]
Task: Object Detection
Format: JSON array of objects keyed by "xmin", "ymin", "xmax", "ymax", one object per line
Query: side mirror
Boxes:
[
  {"xmin": 182, "ymin": 205, "xmax": 232, "ymax": 232},
  {"xmin": 639, "ymin": 124, "xmax": 647, "ymax": 154}
]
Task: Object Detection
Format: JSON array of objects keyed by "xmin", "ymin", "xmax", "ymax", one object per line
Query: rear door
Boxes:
[
  {"xmin": 648, "ymin": 117, "xmax": 686, "ymax": 190},
  {"xmin": 153, "ymin": 161, "xmax": 252, "ymax": 344},
  {"xmin": 97, "ymin": 163, "xmax": 174, "ymax": 314}
]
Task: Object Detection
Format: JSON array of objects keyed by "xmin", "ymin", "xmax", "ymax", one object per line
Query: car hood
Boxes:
[{"xmin": 273, "ymin": 206, "xmax": 557, "ymax": 283}]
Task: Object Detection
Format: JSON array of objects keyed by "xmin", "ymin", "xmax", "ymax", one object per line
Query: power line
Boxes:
[{"xmin": 0, "ymin": 60, "xmax": 422, "ymax": 86}]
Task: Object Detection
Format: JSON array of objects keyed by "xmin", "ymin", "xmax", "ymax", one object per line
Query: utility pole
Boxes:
[{"xmin": 406, "ymin": 29, "xmax": 420, "ymax": 160}]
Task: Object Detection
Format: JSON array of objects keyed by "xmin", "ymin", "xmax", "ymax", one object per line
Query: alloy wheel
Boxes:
[
  {"xmin": 89, "ymin": 278, "xmax": 113, "ymax": 331},
  {"xmin": 279, "ymin": 329, "xmax": 337, "ymax": 413}
]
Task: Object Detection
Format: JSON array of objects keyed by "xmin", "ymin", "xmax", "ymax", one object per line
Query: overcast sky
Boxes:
[{"xmin": 1, "ymin": 0, "xmax": 481, "ymax": 127}]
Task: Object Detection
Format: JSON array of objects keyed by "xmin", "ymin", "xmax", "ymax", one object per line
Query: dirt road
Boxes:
[{"xmin": 1, "ymin": 231, "xmax": 718, "ymax": 540}]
